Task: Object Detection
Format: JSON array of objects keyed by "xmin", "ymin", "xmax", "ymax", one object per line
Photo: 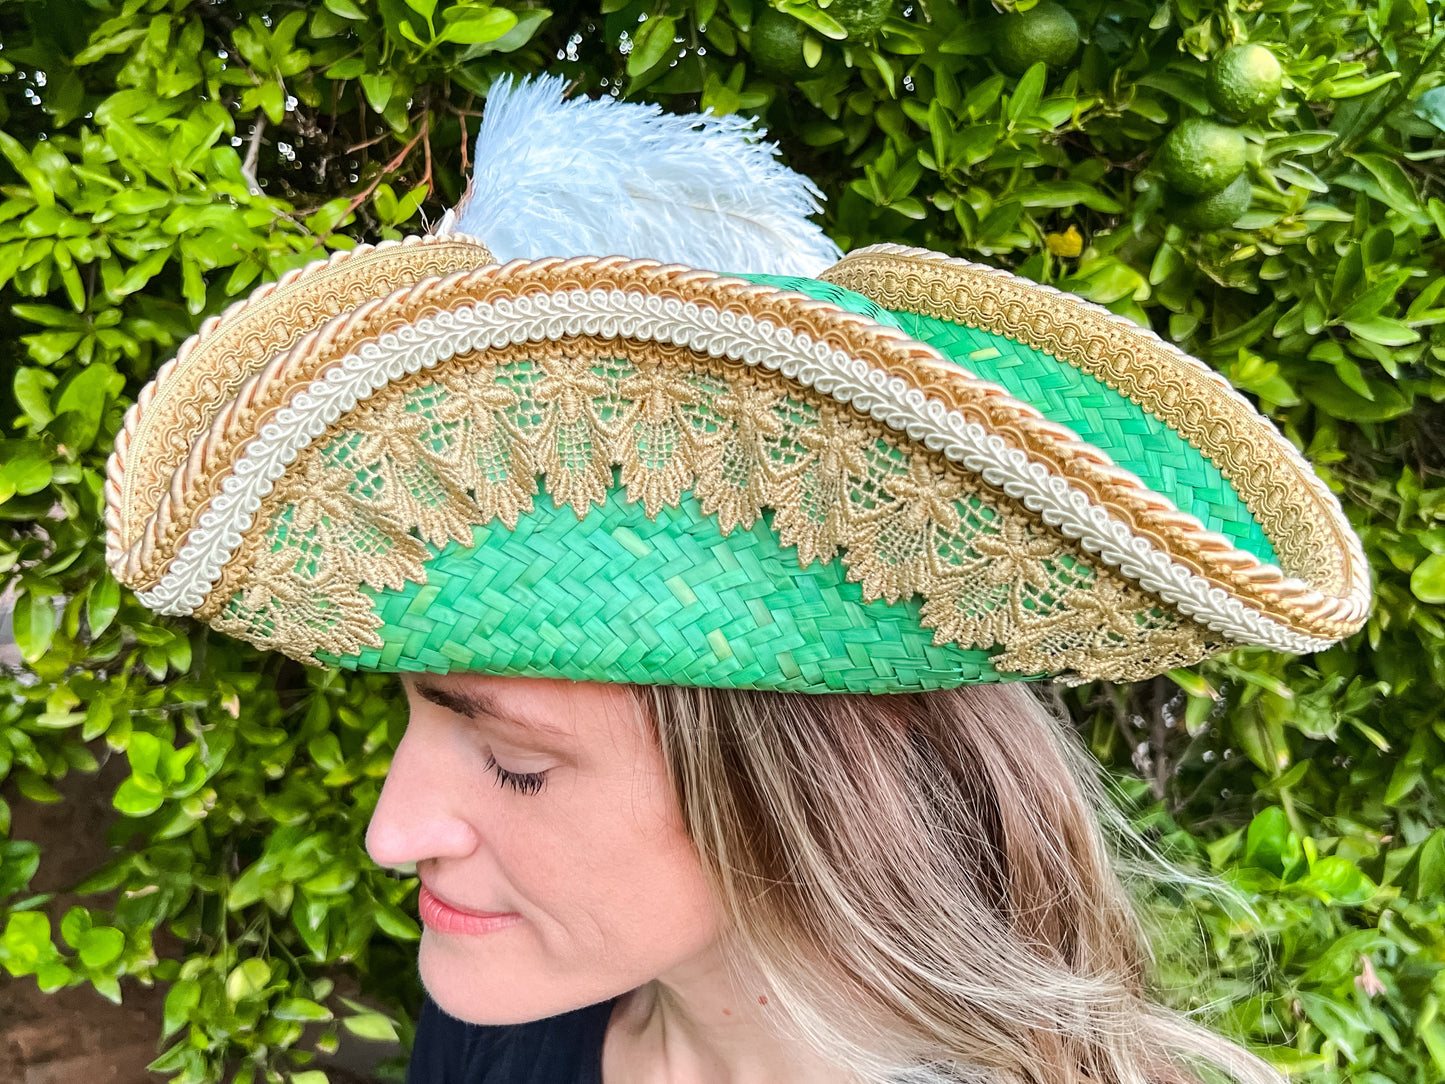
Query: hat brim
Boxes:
[{"xmin": 105, "ymin": 247, "xmax": 1368, "ymax": 689}]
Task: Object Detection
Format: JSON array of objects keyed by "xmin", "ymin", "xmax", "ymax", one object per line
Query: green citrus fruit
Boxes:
[
  {"xmin": 751, "ymin": 8, "xmax": 815, "ymax": 81},
  {"xmin": 1155, "ymin": 118, "xmax": 1247, "ymax": 198},
  {"xmin": 1172, "ymin": 172, "xmax": 1253, "ymax": 231},
  {"xmin": 994, "ymin": 1, "xmax": 1081, "ymax": 76},
  {"xmin": 1207, "ymin": 44, "xmax": 1283, "ymax": 120},
  {"xmin": 824, "ymin": 0, "xmax": 893, "ymax": 40}
]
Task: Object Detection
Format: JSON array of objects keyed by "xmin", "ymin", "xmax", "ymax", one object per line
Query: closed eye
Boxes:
[{"xmin": 486, "ymin": 754, "xmax": 548, "ymax": 796}]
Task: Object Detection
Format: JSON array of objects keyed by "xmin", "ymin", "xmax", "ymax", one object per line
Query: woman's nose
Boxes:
[{"xmin": 366, "ymin": 723, "xmax": 482, "ymax": 870}]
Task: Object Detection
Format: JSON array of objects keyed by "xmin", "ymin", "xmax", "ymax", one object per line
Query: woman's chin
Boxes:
[{"xmin": 417, "ymin": 933, "xmax": 615, "ymax": 1026}]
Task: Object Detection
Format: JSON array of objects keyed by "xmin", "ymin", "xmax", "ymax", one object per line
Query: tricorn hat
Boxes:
[{"xmin": 103, "ymin": 74, "xmax": 1369, "ymax": 693}]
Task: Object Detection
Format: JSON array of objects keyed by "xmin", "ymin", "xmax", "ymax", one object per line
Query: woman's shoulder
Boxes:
[{"xmin": 406, "ymin": 995, "xmax": 619, "ymax": 1084}]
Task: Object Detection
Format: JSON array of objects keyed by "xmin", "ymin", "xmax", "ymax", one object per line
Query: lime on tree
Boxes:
[
  {"xmin": 822, "ymin": 0, "xmax": 893, "ymax": 40},
  {"xmin": 1155, "ymin": 118, "xmax": 1247, "ymax": 197},
  {"xmin": 994, "ymin": 1, "xmax": 1081, "ymax": 76},
  {"xmin": 1207, "ymin": 44, "xmax": 1283, "ymax": 120},
  {"xmin": 750, "ymin": 7, "xmax": 816, "ymax": 80},
  {"xmin": 1171, "ymin": 173, "xmax": 1253, "ymax": 231}
]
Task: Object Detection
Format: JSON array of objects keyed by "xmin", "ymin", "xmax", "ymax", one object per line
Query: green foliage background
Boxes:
[{"xmin": 0, "ymin": 0, "xmax": 1443, "ymax": 1080}]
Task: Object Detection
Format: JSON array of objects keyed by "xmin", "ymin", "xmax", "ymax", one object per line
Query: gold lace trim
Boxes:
[
  {"xmin": 105, "ymin": 234, "xmax": 493, "ymax": 581},
  {"xmin": 201, "ymin": 338, "xmax": 1219, "ymax": 682},
  {"xmin": 819, "ymin": 245, "xmax": 1370, "ymax": 630}
]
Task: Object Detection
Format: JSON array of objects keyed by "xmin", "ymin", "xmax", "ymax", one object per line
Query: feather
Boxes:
[{"xmin": 437, "ymin": 72, "xmax": 842, "ymax": 278}]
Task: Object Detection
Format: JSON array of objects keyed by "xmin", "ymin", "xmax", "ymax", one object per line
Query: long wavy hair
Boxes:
[{"xmin": 638, "ymin": 681, "xmax": 1279, "ymax": 1084}]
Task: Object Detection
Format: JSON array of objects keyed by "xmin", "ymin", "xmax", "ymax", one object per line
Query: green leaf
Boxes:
[
  {"xmin": 35, "ymin": 962, "xmax": 72, "ymax": 993},
  {"xmin": 227, "ymin": 862, "xmax": 267, "ymax": 910},
  {"xmin": 1265, "ymin": 130, "xmax": 1338, "ymax": 158},
  {"xmin": 11, "ymin": 591, "xmax": 56, "ymax": 662},
  {"xmin": 628, "ymin": 15, "xmax": 678, "ymax": 78},
  {"xmin": 225, "ymin": 957, "xmax": 272, "ymax": 1002},
  {"xmin": 13, "ymin": 368, "xmax": 55, "ymax": 427},
  {"xmin": 1300, "ymin": 855, "xmax": 1378, "ymax": 906},
  {"xmin": 77, "ymin": 926, "xmax": 126, "ymax": 969},
  {"xmin": 82, "ymin": 698, "xmax": 115, "ymax": 742},
  {"xmin": 0, "ymin": 131, "xmax": 55, "ymax": 209},
  {"xmin": 803, "ymin": 34, "xmax": 822, "ymax": 69},
  {"xmin": 125, "ymin": 731, "xmax": 164, "ymax": 779},
  {"xmin": 1273, "ymin": 159, "xmax": 1330, "ymax": 193},
  {"xmin": 15, "ymin": 772, "xmax": 63, "ymax": 804},
  {"xmin": 303, "ymin": 864, "xmax": 358, "ymax": 896},
  {"xmin": 1349, "ymin": 152, "xmax": 1422, "ymax": 214},
  {"xmin": 162, "ymin": 979, "xmax": 200, "ymax": 1037},
  {"xmin": 275, "ymin": 997, "xmax": 334, "ymax": 1022},
  {"xmin": 0, "ymin": 445, "xmax": 52, "ymax": 505},
  {"xmin": 1411, "ymin": 553, "xmax": 1445, "ymax": 604},
  {"xmin": 2, "ymin": 910, "xmax": 53, "ymax": 958},
  {"xmin": 1417, "ymin": 830, "xmax": 1445, "ymax": 897},
  {"xmin": 112, "ymin": 777, "xmax": 165, "ymax": 817},
  {"xmin": 0, "ymin": 842, "xmax": 41, "ymax": 897},
  {"xmin": 1012, "ymin": 181, "xmax": 1122, "ymax": 213},
  {"xmin": 1422, "ymin": 1020, "xmax": 1445, "ymax": 1079},
  {"xmin": 342, "ymin": 1011, "xmax": 399, "ymax": 1042},
  {"xmin": 466, "ymin": 7, "xmax": 552, "ymax": 54},
  {"xmin": 1322, "ymin": 70, "xmax": 1402, "ymax": 99},
  {"xmin": 1134, "ymin": 70, "xmax": 1210, "ymax": 114},
  {"xmin": 439, "ymin": 6, "xmax": 517, "ymax": 45},
  {"xmin": 1006, "ymin": 63, "xmax": 1046, "ymax": 123},
  {"xmin": 258, "ymin": 83, "xmax": 287, "ymax": 125},
  {"xmin": 110, "ymin": 248, "xmax": 174, "ymax": 299},
  {"xmin": 786, "ymin": 3, "xmax": 846, "ymax": 39},
  {"xmin": 372, "ymin": 900, "xmax": 422, "ymax": 940},
  {"xmin": 326, "ymin": 58, "xmax": 367, "ymax": 79},
  {"xmin": 1414, "ymin": 85, "xmax": 1445, "ymax": 133},
  {"xmin": 86, "ymin": 573, "xmax": 121, "ymax": 637},
  {"xmin": 53, "ymin": 363, "xmax": 121, "ymax": 450},
  {"xmin": 359, "ymin": 73, "xmax": 394, "ymax": 114},
  {"xmin": 74, "ymin": 26, "xmax": 148, "ymax": 65},
  {"xmin": 1342, "ymin": 315, "xmax": 1420, "ymax": 346},
  {"xmin": 395, "ymin": 18, "xmax": 428, "ymax": 45},
  {"xmin": 1244, "ymin": 806, "xmax": 1304, "ymax": 878}
]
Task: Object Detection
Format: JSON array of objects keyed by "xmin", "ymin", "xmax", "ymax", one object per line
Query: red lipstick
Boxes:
[{"xmin": 418, "ymin": 884, "xmax": 523, "ymax": 936}]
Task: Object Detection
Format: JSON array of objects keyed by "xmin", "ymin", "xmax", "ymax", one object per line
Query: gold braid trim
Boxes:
[
  {"xmin": 104, "ymin": 233, "xmax": 493, "ymax": 582},
  {"xmin": 819, "ymin": 244, "xmax": 1370, "ymax": 633},
  {"xmin": 111, "ymin": 254, "xmax": 1360, "ymax": 642},
  {"xmin": 199, "ymin": 342, "xmax": 1223, "ymax": 682}
]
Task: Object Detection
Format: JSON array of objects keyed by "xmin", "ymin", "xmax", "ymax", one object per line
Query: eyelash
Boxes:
[{"xmin": 485, "ymin": 754, "xmax": 548, "ymax": 796}]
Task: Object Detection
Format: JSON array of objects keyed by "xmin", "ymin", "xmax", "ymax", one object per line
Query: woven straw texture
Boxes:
[
  {"xmin": 319, "ymin": 470, "xmax": 1015, "ymax": 692},
  {"xmin": 737, "ymin": 272, "xmax": 1276, "ymax": 566}
]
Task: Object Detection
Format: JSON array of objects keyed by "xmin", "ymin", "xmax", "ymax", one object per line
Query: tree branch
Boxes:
[
  {"xmin": 319, "ymin": 115, "xmax": 431, "ymax": 243},
  {"xmin": 240, "ymin": 118, "xmax": 266, "ymax": 196}
]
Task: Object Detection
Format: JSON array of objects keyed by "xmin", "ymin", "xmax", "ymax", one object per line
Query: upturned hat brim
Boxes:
[{"xmin": 104, "ymin": 242, "xmax": 1368, "ymax": 691}]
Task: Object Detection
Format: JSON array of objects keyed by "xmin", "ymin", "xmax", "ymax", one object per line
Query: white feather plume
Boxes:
[{"xmin": 437, "ymin": 72, "xmax": 842, "ymax": 277}]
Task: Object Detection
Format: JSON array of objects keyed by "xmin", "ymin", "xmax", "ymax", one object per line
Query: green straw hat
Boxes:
[{"xmin": 103, "ymin": 76, "xmax": 1369, "ymax": 693}]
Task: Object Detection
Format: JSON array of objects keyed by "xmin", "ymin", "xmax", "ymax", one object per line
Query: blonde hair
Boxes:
[{"xmin": 638, "ymin": 680, "xmax": 1281, "ymax": 1084}]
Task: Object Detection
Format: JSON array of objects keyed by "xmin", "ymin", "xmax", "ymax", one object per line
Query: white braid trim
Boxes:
[{"xmin": 136, "ymin": 289, "xmax": 1334, "ymax": 655}]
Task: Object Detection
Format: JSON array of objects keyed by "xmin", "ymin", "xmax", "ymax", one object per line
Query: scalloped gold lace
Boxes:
[{"xmin": 202, "ymin": 343, "xmax": 1218, "ymax": 682}]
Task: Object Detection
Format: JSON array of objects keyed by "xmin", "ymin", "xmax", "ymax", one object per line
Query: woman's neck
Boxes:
[{"xmin": 602, "ymin": 946, "xmax": 851, "ymax": 1084}]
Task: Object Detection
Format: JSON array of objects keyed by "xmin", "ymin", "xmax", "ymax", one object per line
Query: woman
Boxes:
[
  {"xmin": 103, "ymin": 74, "xmax": 1369, "ymax": 1082},
  {"xmin": 380, "ymin": 673, "xmax": 1286, "ymax": 1084}
]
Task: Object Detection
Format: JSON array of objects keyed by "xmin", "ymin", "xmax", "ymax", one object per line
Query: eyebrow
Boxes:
[{"xmin": 412, "ymin": 680, "xmax": 573, "ymax": 742}]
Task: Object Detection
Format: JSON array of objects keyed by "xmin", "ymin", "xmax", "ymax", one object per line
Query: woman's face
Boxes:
[{"xmin": 365, "ymin": 674, "xmax": 718, "ymax": 1024}]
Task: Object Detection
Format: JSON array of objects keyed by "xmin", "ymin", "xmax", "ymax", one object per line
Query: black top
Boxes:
[{"xmin": 406, "ymin": 996, "xmax": 618, "ymax": 1083}]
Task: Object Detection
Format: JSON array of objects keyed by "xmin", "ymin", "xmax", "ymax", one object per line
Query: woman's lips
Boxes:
[{"xmin": 418, "ymin": 884, "xmax": 523, "ymax": 936}]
